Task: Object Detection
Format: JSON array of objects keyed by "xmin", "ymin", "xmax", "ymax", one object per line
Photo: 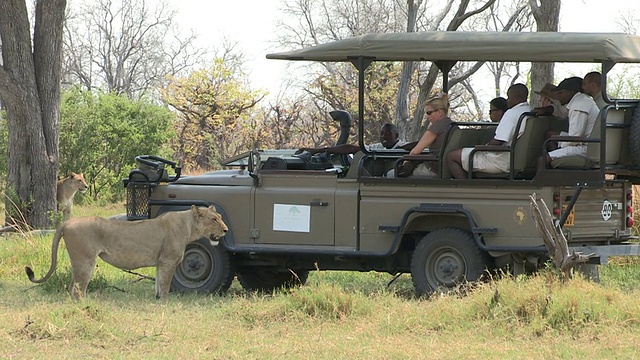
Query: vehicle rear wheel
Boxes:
[
  {"xmin": 171, "ymin": 238, "xmax": 234, "ymax": 294},
  {"xmin": 237, "ymin": 267, "xmax": 309, "ymax": 293},
  {"xmin": 574, "ymin": 263, "xmax": 600, "ymax": 283},
  {"xmin": 410, "ymin": 227, "xmax": 490, "ymax": 297}
]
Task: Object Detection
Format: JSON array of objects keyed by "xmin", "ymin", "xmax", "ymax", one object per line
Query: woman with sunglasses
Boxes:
[{"xmin": 399, "ymin": 96, "xmax": 452, "ymax": 177}]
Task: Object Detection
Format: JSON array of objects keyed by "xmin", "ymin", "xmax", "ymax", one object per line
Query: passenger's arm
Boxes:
[
  {"xmin": 296, "ymin": 144, "xmax": 360, "ymax": 155},
  {"xmin": 486, "ymin": 138, "xmax": 506, "ymax": 146},
  {"xmin": 399, "ymin": 141, "xmax": 418, "ymax": 150},
  {"xmin": 409, "ymin": 130, "xmax": 437, "ymax": 155},
  {"xmin": 561, "ymin": 111, "xmax": 589, "ymax": 148}
]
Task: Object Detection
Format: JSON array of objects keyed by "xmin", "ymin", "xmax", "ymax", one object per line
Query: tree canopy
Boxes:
[{"xmin": 160, "ymin": 59, "xmax": 265, "ymax": 171}]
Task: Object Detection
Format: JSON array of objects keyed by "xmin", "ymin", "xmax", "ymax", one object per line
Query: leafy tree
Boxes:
[
  {"xmin": 59, "ymin": 88, "xmax": 174, "ymax": 202},
  {"xmin": 160, "ymin": 59, "xmax": 265, "ymax": 172},
  {"xmin": 0, "ymin": 0, "xmax": 65, "ymax": 229},
  {"xmin": 309, "ymin": 62, "xmax": 409, "ymax": 144}
]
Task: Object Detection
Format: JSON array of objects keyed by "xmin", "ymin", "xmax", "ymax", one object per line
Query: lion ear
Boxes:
[{"xmin": 192, "ymin": 205, "xmax": 205, "ymax": 219}]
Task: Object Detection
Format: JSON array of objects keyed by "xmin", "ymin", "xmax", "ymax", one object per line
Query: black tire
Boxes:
[
  {"xmin": 574, "ymin": 263, "xmax": 600, "ymax": 283},
  {"xmin": 171, "ymin": 237, "xmax": 234, "ymax": 294},
  {"xmin": 629, "ymin": 105, "xmax": 640, "ymax": 166},
  {"xmin": 410, "ymin": 228, "xmax": 490, "ymax": 297},
  {"xmin": 237, "ymin": 267, "xmax": 309, "ymax": 293}
]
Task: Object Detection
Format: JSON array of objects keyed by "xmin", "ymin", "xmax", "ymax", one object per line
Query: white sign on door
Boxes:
[{"xmin": 273, "ymin": 204, "xmax": 311, "ymax": 232}]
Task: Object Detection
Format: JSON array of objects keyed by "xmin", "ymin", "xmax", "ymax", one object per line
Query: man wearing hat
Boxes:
[
  {"xmin": 533, "ymin": 82, "xmax": 568, "ymax": 118},
  {"xmin": 536, "ymin": 76, "xmax": 599, "ymax": 173}
]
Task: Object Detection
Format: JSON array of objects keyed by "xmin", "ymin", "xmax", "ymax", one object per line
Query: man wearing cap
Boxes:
[{"xmin": 536, "ymin": 76, "xmax": 600, "ymax": 173}]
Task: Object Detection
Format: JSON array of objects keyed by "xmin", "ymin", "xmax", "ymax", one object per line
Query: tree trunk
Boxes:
[
  {"xmin": 396, "ymin": 0, "xmax": 420, "ymax": 141},
  {"xmin": 529, "ymin": 193, "xmax": 594, "ymax": 277},
  {"xmin": 0, "ymin": 0, "xmax": 65, "ymax": 229},
  {"xmin": 529, "ymin": 0, "xmax": 560, "ymax": 107}
]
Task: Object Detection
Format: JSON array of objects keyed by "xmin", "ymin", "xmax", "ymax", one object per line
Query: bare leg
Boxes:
[
  {"xmin": 446, "ymin": 149, "xmax": 468, "ymax": 179},
  {"xmin": 545, "ymin": 130, "xmax": 560, "ymax": 151},
  {"xmin": 536, "ymin": 154, "xmax": 553, "ymax": 175}
]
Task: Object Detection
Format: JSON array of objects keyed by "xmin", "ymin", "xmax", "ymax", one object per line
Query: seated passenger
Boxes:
[
  {"xmin": 397, "ymin": 95, "xmax": 453, "ymax": 177},
  {"xmin": 532, "ymin": 82, "xmax": 568, "ymax": 118},
  {"xmin": 582, "ymin": 71, "xmax": 606, "ymax": 110},
  {"xmin": 296, "ymin": 123, "xmax": 412, "ymax": 155},
  {"xmin": 446, "ymin": 83, "xmax": 532, "ymax": 179},
  {"xmin": 535, "ymin": 77, "xmax": 599, "ymax": 173},
  {"xmin": 489, "ymin": 96, "xmax": 508, "ymax": 122}
]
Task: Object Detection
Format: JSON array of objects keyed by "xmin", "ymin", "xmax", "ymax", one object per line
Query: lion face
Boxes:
[
  {"xmin": 68, "ymin": 173, "xmax": 88, "ymax": 193},
  {"xmin": 192, "ymin": 205, "xmax": 228, "ymax": 240}
]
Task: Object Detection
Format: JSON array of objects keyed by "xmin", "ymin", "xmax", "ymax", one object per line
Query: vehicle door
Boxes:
[{"xmin": 252, "ymin": 168, "xmax": 337, "ymax": 246}]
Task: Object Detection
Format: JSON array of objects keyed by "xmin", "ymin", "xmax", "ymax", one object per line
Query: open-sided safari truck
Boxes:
[{"xmin": 125, "ymin": 32, "xmax": 640, "ymax": 296}]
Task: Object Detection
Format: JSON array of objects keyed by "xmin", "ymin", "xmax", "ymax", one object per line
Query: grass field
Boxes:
[{"xmin": 2, "ymin": 204, "xmax": 640, "ymax": 358}]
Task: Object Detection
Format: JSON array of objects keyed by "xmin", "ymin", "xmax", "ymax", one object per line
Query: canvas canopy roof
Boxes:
[{"xmin": 266, "ymin": 31, "xmax": 640, "ymax": 63}]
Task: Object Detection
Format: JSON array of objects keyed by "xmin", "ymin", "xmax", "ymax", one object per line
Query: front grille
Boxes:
[{"xmin": 126, "ymin": 182, "xmax": 150, "ymax": 220}]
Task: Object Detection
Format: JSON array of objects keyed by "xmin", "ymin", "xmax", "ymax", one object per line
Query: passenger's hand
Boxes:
[
  {"xmin": 531, "ymin": 106, "xmax": 553, "ymax": 116},
  {"xmin": 397, "ymin": 161, "xmax": 416, "ymax": 177}
]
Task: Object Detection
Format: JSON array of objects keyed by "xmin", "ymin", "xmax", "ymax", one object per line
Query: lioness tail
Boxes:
[
  {"xmin": 25, "ymin": 226, "xmax": 64, "ymax": 284},
  {"xmin": 25, "ymin": 266, "xmax": 36, "ymax": 280}
]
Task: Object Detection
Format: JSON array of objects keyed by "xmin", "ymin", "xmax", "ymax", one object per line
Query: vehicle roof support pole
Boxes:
[
  {"xmin": 560, "ymin": 186, "xmax": 583, "ymax": 228},
  {"xmin": 602, "ymin": 61, "xmax": 614, "ymax": 104},
  {"xmin": 351, "ymin": 57, "xmax": 374, "ymax": 153},
  {"xmin": 435, "ymin": 60, "xmax": 456, "ymax": 93}
]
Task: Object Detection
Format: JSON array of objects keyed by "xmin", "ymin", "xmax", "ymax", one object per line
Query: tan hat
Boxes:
[{"xmin": 534, "ymin": 82, "xmax": 559, "ymax": 100}]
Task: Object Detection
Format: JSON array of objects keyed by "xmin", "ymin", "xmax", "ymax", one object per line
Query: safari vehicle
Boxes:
[{"xmin": 125, "ymin": 32, "xmax": 640, "ymax": 296}]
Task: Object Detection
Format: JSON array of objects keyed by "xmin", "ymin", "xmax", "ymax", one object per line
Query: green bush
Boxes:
[{"xmin": 59, "ymin": 88, "xmax": 174, "ymax": 202}]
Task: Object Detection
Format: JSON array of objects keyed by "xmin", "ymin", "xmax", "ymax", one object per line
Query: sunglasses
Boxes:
[{"xmin": 426, "ymin": 109, "xmax": 441, "ymax": 115}]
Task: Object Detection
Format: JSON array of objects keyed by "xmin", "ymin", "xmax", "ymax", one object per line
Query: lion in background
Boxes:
[
  {"xmin": 25, "ymin": 205, "xmax": 228, "ymax": 300},
  {"xmin": 57, "ymin": 172, "xmax": 88, "ymax": 221}
]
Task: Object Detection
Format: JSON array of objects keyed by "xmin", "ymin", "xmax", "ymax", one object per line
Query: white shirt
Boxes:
[
  {"xmin": 560, "ymin": 92, "xmax": 599, "ymax": 148},
  {"xmin": 367, "ymin": 140, "xmax": 407, "ymax": 150},
  {"xmin": 493, "ymin": 102, "xmax": 533, "ymax": 145}
]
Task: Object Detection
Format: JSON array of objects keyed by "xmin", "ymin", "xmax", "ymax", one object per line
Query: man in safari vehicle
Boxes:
[{"xmin": 296, "ymin": 122, "xmax": 414, "ymax": 155}]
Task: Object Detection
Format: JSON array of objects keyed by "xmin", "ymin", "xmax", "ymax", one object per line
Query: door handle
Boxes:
[{"xmin": 310, "ymin": 201, "xmax": 328, "ymax": 206}]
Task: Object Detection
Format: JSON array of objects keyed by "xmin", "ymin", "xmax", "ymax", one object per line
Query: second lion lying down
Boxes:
[{"xmin": 26, "ymin": 205, "xmax": 228, "ymax": 299}]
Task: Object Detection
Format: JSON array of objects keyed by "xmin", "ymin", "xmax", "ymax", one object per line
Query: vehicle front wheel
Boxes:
[
  {"xmin": 237, "ymin": 267, "xmax": 309, "ymax": 293},
  {"xmin": 171, "ymin": 237, "xmax": 234, "ymax": 294},
  {"xmin": 410, "ymin": 228, "xmax": 490, "ymax": 297}
]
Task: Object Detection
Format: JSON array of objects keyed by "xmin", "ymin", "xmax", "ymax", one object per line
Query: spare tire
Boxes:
[{"xmin": 629, "ymin": 105, "xmax": 640, "ymax": 166}]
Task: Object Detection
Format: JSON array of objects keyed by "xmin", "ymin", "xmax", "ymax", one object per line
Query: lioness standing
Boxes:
[
  {"xmin": 26, "ymin": 205, "xmax": 228, "ymax": 299},
  {"xmin": 57, "ymin": 173, "xmax": 88, "ymax": 221}
]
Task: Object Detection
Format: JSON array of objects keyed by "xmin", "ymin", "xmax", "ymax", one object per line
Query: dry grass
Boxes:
[
  {"xmin": 2, "ymin": 202, "xmax": 640, "ymax": 358},
  {"xmin": 2, "ymin": 270, "xmax": 640, "ymax": 359},
  {"xmin": 633, "ymin": 185, "xmax": 640, "ymax": 235}
]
